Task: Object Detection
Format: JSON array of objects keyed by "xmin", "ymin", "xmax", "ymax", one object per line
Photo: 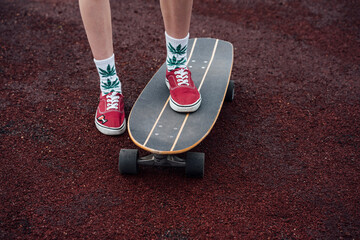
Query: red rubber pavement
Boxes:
[{"xmin": 1, "ymin": 0, "xmax": 359, "ymax": 238}]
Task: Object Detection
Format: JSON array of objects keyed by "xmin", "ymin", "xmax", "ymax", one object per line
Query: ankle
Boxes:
[
  {"xmin": 165, "ymin": 32, "xmax": 189, "ymax": 71},
  {"xmin": 94, "ymin": 54, "xmax": 122, "ymax": 95}
]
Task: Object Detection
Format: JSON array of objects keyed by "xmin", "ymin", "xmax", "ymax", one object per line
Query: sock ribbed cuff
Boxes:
[{"xmin": 165, "ymin": 32, "xmax": 189, "ymax": 42}]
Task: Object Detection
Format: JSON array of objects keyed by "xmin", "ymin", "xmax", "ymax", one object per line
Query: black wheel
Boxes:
[
  {"xmin": 185, "ymin": 152, "xmax": 205, "ymax": 178},
  {"xmin": 225, "ymin": 80, "xmax": 235, "ymax": 102},
  {"xmin": 118, "ymin": 149, "xmax": 138, "ymax": 174}
]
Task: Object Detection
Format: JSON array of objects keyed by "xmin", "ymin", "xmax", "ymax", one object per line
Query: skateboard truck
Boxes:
[
  {"xmin": 138, "ymin": 154, "xmax": 186, "ymax": 167},
  {"xmin": 119, "ymin": 149, "xmax": 205, "ymax": 178}
]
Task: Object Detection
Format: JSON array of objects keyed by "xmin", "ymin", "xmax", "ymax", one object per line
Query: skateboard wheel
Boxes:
[
  {"xmin": 118, "ymin": 149, "xmax": 138, "ymax": 175},
  {"xmin": 225, "ymin": 80, "xmax": 235, "ymax": 102},
  {"xmin": 185, "ymin": 152, "xmax": 205, "ymax": 178}
]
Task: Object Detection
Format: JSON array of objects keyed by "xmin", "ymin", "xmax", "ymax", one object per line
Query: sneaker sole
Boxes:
[
  {"xmin": 95, "ymin": 118, "xmax": 126, "ymax": 136},
  {"xmin": 165, "ymin": 78, "xmax": 202, "ymax": 113}
]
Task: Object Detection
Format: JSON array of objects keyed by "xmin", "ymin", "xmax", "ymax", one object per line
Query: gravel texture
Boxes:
[{"xmin": 1, "ymin": 0, "xmax": 359, "ymax": 238}]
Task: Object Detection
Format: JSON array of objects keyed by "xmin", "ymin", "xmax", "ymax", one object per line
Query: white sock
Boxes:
[
  {"xmin": 94, "ymin": 54, "xmax": 122, "ymax": 95},
  {"xmin": 165, "ymin": 32, "xmax": 189, "ymax": 71}
]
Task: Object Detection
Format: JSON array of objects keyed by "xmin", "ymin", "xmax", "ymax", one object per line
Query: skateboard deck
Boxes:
[
  {"xmin": 119, "ymin": 38, "xmax": 234, "ymax": 177},
  {"xmin": 128, "ymin": 38, "xmax": 233, "ymax": 154}
]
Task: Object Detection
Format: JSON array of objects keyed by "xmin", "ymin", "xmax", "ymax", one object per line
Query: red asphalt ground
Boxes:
[{"xmin": 1, "ymin": 0, "xmax": 359, "ymax": 239}]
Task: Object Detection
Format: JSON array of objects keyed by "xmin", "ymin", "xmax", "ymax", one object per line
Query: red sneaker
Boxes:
[
  {"xmin": 95, "ymin": 91, "xmax": 126, "ymax": 135},
  {"xmin": 165, "ymin": 67, "xmax": 201, "ymax": 112}
]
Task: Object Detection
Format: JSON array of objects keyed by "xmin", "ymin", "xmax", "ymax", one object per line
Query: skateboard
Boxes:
[{"xmin": 119, "ymin": 38, "xmax": 234, "ymax": 177}]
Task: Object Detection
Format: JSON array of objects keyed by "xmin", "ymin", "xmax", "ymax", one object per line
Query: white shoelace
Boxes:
[
  {"xmin": 106, "ymin": 92, "xmax": 120, "ymax": 110},
  {"xmin": 175, "ymin": 68, "xmax": 189, "ymax": 86}
]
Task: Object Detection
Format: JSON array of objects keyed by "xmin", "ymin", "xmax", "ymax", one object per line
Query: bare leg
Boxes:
[
  {"xmin": 79, "ymin": 0, "xmax": 125, "ymax": 136},
  {"xmin": 160, "ymin": 0, "xmax": 193, "ymax": 39},
  {"xmin": 160, "ymin": 0, "xmax": 201, "ymax": 113},
  {"xmin": 79, "ymin": 0, "xmax": 113, "ymax": 60}
]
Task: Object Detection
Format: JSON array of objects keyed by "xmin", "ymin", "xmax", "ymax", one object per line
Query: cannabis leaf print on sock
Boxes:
[
  {"xmin": 167, "ymin": 56, "xmax": 186, "ymax": 68},
  {"xmin": 167, "ymin": 43, "xmax": 187, "ymax": 69},
  {"xmin": 101, "ymin": 78, "xmax": 120, "ymax": 94},
  {"xmin": 98, "ymin": 64, "xmax": 116, "ymax": 78},
  {"xmin": 168, "ymin": 43, "xmax": 187, "ymax": 55},
  {"xmin": 98, "ymin": 64, "xmax": 120, "ymax": 94}
]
